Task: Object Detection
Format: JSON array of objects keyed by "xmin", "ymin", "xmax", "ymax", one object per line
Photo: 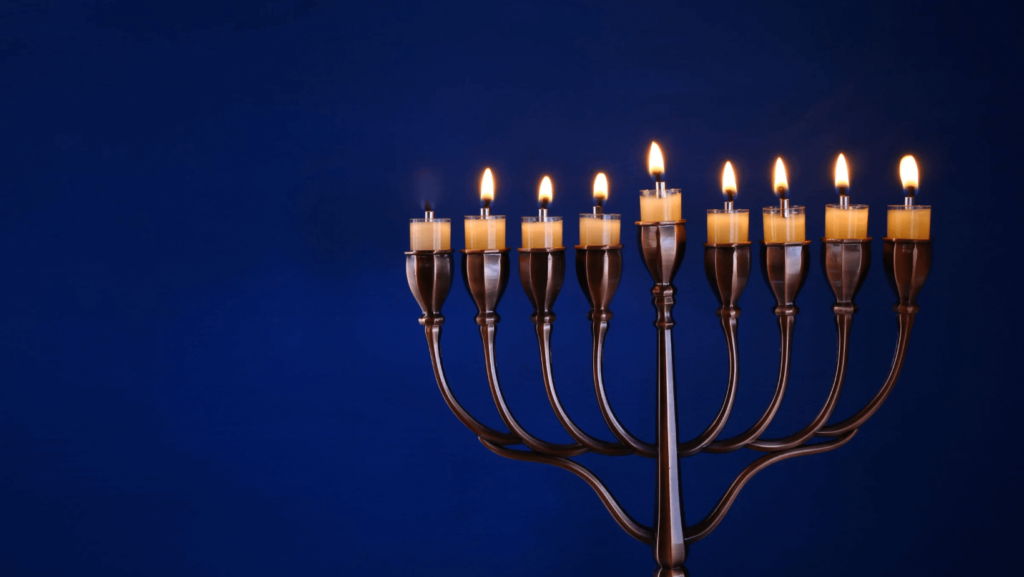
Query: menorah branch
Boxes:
[{"xmin": 479, "ymin": 438, "xmax": 654, "ymax": 544}]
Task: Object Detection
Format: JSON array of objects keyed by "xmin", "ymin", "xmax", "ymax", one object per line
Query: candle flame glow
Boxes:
[
  {"xmin": 480, "ymin": 168, "xmax": 494, "ymax": 201},
  {"xmin": 593, "ymin": 173, "xmax": 608, "ymax": 200},
  {"xmin": 539, "ymin": 176, "xmax": 553, "ymax": 203},
  {"xmin": 835, "ymin": 154, "xmax": 849, "ymax": 189},
  {"xmin": 900, "ymin": 155, "xmax": 918, "ymax": 189},
  {"xmin": 773, "ymin": 158, "xmax": 788, "ymax": 194},
  {"xmin": 722, "ymin": 161, "xmax": 737, "ymax": 195},
  {"xmin": 648, "ymin": 142, "xmax": 665, "ymax": 179}
]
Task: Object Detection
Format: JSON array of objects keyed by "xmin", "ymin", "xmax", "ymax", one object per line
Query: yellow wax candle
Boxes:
[
  {"xmin": 464, "ymin": 215, "xmax": 506, "ymax": 249},
  {"xmin": 522, "ymin": 217, "xmax": 563, "ymax": 248},
  {"xmin": 579, "ymin": 213, "xmax": 620, "ymax": 245},
  {"xmin": 707, "ymin": 210, "xmax": 749, "ymax": 243},
  {"xmin": 887, "ymin": 206, "xmax": 931, "ymax": 239},
  {"xmin": 410, "ymin": 218, "xmax": 451, "ymax": 250},
  {"xmin": 639, "ymin": 190, "xmax": 682, "ymax": 222},
  {"xmin": 762, "ymin": 206, "xmax": 806, "ymax": 242},
  {"xmin": 887, "ymin": 155, "xmax": 930, "ymax": 239},
  {"xmin": 825, "ymin": 205, "xmax": 869, "ymax": 239}
]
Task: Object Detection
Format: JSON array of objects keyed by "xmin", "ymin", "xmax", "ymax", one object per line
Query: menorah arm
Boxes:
[
  {"xmin": 537, "ymin": 322, "xmax": 634, "ymax": 456},
  {"xmin": 747, "ymin": 312, "xmax": 852, "ymax": 452},
  {"xmin": 818, "ymin": 312, "xmax": 914, "ymax": 437},
  {"xmin": 480, "ymin": 324, "xmax": 590, "ymax": 458},
  {"xmin": 425, "ymin": 324, "xmax": 520, "ymax": 446},
  {"xmin": 704, "ymin": 315, "xmax": 795, "ymax": 454},
  {"xmin": 591, "ymin": 319, "xmax": 658, "ymax": 457},
  {"xmin": 479, "ymin": 438, "xmax": 655, "ymax": 545},
  {"xmin": 678, "ymin": 314, "xmax": 740, "ymax": 457},
  {"xmin": 684, "ymin": 429, "xmax": 858, "ymax": 544}
]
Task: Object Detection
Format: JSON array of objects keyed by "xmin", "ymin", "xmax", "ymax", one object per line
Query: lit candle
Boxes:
[
  {"xmin": 706, "ymin": 161, "xmax": 749, "ymax": 243},
  {"xmin": 887, "ymin": 155, "xmax": 930, "ymax": 239},
  {"xmin": 410, "ymin": 200, "xmax": 451, "ymax": 250},
  {"xmin": 824, "ymin": 153, "xmax": 869, "ymax": 239},
  {"xmin": 762, "ymin": 157, "xmax": 805, "ymax": 242},
  {"xmin": 580, "ymin": 172, "xmax": 621, "ymax": 246},
  {"xmin": 639, "ymin": 142, "xmax": 682, "ymax": 222},
  {"xmin": 465, "ymin": 168, "xmax": 506, "ymax": 250},
  {"xmin": 521, "ymin": 176, "xmax": 563, "ymax": 248}
]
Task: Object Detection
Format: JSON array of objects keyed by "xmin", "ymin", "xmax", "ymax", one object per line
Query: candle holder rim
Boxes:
[
  {"xmin": 886, "ymin": 205, "xmax": 931, "ymax": 210},
  {"xmin": 639, "ymin": 188, "xmax": 682, "ymax": 196},
  {"xmin": 405, "ymin": 249, "xmax": 454, "ymax": 255},
  {"xmin": 410, "ymin": 217, "xmax": 452, "ymax": 222},
  {"xmin": 762, "ymin": 205, "xmax": 805, "ymax": 213},
  {"xmin": 882, "ymin": 237, "xmax": 932, "ymax": 243},
  {"xmin": 460, "ymin": 248, "xmax": 512, "ymax": 254},
  {"xmin": 706, "ymin": 208, "xmax": 750, "ymax": 214},
  {"xmin": 574, "ymin": 244, "xmax": 624, "ymax": 251},
  {"xmin": 703, "ymin": 241, "xmax": 752, "ymax": 248},
  {"xmin": 518, "ymin": 247, "xmax": 567, "ymax": 253},
  {"xmin": 759, "ymin": 240, "xmax": 812, "ymax": 247},
  {"xmin": 522, "ymin": 215, "xmax": 563, "ymax": 222},
  {"xmin": 464, "ymin": 214, "xmax": 506, "ymax": 220},
  {"xmin": 579, "ymin": 213, "xmax": 621, "ymax": 219},
  {"xmin": 821, "ymin": 237, "xmax": 872, "ymax": 244},
  {"xmin": 635, "ymin": 219, "xmax": 687, "ymax": 226}
]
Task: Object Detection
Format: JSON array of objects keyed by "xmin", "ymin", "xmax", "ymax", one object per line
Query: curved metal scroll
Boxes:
[
  {"xmin": 479, "ymin": 438, "xmax": 654, "ymax": 545},
  {"xmin": 685, "ymin": 430, "xmax": 858, "ymax": 543}
]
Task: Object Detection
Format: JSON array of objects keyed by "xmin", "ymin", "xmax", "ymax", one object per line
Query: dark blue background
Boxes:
[{"xmin": 0, "ymin": 1, "xmax": 1019, "ymax": 575}]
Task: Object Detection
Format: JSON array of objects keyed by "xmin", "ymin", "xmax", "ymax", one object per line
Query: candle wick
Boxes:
[{"xmin": 595, "ymin": 199, "xmax": 603, "ymax": 215}]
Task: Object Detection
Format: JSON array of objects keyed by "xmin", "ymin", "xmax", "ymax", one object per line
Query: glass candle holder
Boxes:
[
  {"xmin": 639, "ymin": 188, "xmax": 682, "ymax": 222},
  {"xmin": 762, "ymin": 206, "xmax": 806, "ymax": 242},
  {"xmin": 410, "ymin": 217, "xmax": 451, "ymax": 250},
  {"xmin": 579, "ymin": 213, "xmax": 621, "ymax": 246},
  {"xmin": 521, "ymin": 216, "xmax": 563, "ymax": 249},
  {"xmin": 706, "ymin": 209, "xmax": 749, "ymax": 243},
  {"xmin": 824, "ymin": 204, "xmax": 869, "ymax": 239},
  {"xmin": 887, "ymin": 205, "xmax": 931, "ymax": 239},
  {"xmin": 464, "ymin": 215, "xmax": 506, "ymax": 250}
]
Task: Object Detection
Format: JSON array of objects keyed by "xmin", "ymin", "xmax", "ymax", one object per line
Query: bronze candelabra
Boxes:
[{"xmin": 405, "ymin": 219, "xmax": 931, "ymax": 576}]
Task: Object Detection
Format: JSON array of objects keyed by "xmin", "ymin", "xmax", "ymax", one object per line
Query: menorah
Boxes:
[{"xmin": 406, "ymin": 219, "xmax": 931, "ymax": 575}]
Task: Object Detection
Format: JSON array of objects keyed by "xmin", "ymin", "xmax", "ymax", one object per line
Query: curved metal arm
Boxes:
[
  {"xmin": 818, "ymin": 312, "xmax": 915, "ymax": 437},
  {"xmin": 537, "ymin": 322, "xmax": 633, "ymax": 456},
  {"xmin": 678, "ymin": 315, "xmax": 740, "ymax": 457},
  {"xmin": 747, "ymin": 312, "xmax": 852, "ymax": 452},
  {"xmin": 591, "ymin": 319, "xmax": 658, "ymax": 458},
  {"xmin": 705, "ymin": 314, "xmax": 794, "ymax": 454},
  {"xmin": 426, "ymin": 324, "xmax": 520, "ymax": 446},
  {"xmin": 479, "ymin": 438, "xmax": 654, "ymax": 545},
  {"xmin": 685, "ymin": 430, "xmax": 858, "ymax": 543},
  {"xmin": 480, "ymin": 324, "xmax": 589, "ymax": 457}
]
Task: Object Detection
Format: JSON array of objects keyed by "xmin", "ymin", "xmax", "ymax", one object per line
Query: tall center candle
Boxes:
[{"xmin": 640, "ymin": 142, "xmax": 682, "ymax": 222}]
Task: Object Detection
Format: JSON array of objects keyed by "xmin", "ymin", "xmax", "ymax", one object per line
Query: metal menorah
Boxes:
[{"xmin": 406, "ymin": 220, "xmax": 931, "ymax": 576}]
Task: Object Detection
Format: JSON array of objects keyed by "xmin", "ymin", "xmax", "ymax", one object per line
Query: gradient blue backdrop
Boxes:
[{"xmin": 0, "ymin": 1, "xmax": 1020, "ymax": 575}]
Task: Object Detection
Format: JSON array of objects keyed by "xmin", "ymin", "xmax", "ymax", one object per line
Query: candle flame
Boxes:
[
  {"xmin": 539, "ymin": 176, "xmax": 553, "ymax": 203},
  {"xmin": 835, "ymin": 154, "xmax": 849, "ymax": 189},
  {"xmin": 722, "ymin": 161, "xmax": 737, "ymax": 195},
  {"xmin": 593, "ymin": 173, "xmax": 608, "ymax": 200},
  {"xmin": 900, "ymin": 155, "xmax": 918, "ymax": 189},
  {"xmin": 773, "ymin": 158, "xmax": 788, "ymax": 194},
  {"xmin": 648, "ymin": 142, "xmax": 665, "ymax": 179},
  {"xmin": 480, "ymin": 168, "xmax": 494, "ymax": 201}
]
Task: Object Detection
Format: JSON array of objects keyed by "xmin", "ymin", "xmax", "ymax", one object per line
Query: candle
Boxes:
[
  {"xmin": 824, "ymin": 153, "xmax": 869, "ymax": 239},
  {"xmin": 707, "ymin": 161, "xmax": 749, "ymax": 243},
  {"xmin": 580, "ymin": 172, "xmax": 621, "ymax": 245},
  {"xmin": 887, "ymin": 155, "xmax": 930, "ymax": 239},
  {"xmin": 521, "ymin": 176, "xmax": 563, "ymax": 248},
  {"xmin": 410, "ymin": 201, "xmax": 451, "ymax": 250},
  {"xmin": 762, "ymin": 157, "xmax": 806, "ymax": 242},
  {"xmin": 465, "ymin": 168, "xmax": 506, "ymax": 250},
  {"xmin": 639, "ymin": 142, "xmax": 682, "ymax": 222}
]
